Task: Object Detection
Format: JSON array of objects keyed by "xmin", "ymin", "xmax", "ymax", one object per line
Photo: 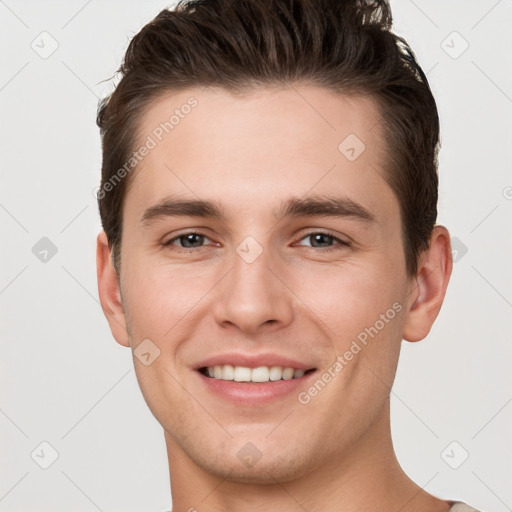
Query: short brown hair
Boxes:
[{"xmin": 96, "ymin": 0, "xmax": 440, "ymax": 276}]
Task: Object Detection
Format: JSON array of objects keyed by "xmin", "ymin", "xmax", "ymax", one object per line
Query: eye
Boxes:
[
  {"xmin": 162, "ymin": 230, "xmax": 349, "ymax": 252},
  {"xmin": 164, "ymin": 231, "xmax": 215, "ymax": 249},
  {"xmin": 295, "ymin": 231, "xmax": 350, "ymax": 251}
]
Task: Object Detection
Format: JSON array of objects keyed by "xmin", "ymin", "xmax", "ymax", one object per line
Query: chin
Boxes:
[
  {"xmin": 188, "ymin": 438, "xmax": 316, "ymax": 484},
  {"xmin": 206, "ymin": 458, "xmax": 312, "ymax": 485}
]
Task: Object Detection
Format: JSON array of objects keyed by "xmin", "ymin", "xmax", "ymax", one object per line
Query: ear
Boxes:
[
  {"xmin": 96, "ymin": 231, "xmax": 130, "ymax": 347},
  {"xmin": 402, "ymin": 225, "xmax": 453, "ymax": 342}
]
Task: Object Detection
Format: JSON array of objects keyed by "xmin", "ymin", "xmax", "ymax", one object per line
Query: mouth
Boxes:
[
  {"xmin": 198, "ymin": 365, "xmax": 317, "ymax": 383},
  {"xmin": 193, "ymin": 353, "xmax": 319, "ymax": 404}
]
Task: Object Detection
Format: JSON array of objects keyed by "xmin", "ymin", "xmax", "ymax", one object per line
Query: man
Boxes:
[{"xmin": 95, "ymin": 0, "xmax": 482, "ymax": 510}]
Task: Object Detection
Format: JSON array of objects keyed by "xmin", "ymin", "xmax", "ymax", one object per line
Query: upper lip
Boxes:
[{"xmin": 194, "ymin": 353, "xmax": 316, "ymax": 371}]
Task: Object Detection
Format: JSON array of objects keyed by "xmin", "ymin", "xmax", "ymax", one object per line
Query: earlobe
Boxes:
[
  {"xmin": 402, "ymin": 225, "xmax": 453, "ymax": 343},
  {"xmin": 96, "ymin": 231, "xmax": 130, "ymax": 347}
]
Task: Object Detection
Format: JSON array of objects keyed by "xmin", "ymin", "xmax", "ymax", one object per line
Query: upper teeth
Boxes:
[{"xmin": 205, "ymin": 365, "xmax": 307, "ymax": 382}]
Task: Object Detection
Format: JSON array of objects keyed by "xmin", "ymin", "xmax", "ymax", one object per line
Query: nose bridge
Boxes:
[{"xmin": 212, "ymin": 235, "xmax": 294, "ymax": 332}]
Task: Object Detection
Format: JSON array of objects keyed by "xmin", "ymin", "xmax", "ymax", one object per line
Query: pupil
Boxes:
[
  {"xmin": 183, "ymin": 233, "xmax": 203, "ymax": 247},
  {"xmin": 312, "ymin": 233, "xmax": 331, "ymax": 247}
]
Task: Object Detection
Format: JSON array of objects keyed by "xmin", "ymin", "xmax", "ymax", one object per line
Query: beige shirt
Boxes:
[
  {"xmin": 163, "ymin": 504, "xmax": 482, "ymax": 512},
  {"xmin": 449, "ymin": 503, "xmax": 482, "ymax": 512}
]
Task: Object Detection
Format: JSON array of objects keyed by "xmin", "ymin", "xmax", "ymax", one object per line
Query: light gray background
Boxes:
[{"xmin": 1, "ymin": 1, "xmax": 511, "ymax": 511}]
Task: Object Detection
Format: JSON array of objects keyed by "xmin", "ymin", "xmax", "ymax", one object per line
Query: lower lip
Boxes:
[{"xmin": 197, "ymin": 371, "xmax": 316, "ymax": 405}]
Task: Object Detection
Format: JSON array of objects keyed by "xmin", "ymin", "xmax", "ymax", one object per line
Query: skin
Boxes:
[{"xmin": 97, "ymin": 85, "xmax": 453, "ymax": 512}]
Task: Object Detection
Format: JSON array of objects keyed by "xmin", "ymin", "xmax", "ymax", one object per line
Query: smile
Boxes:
[{"xmin": 200, "ymin": 365, "xmax": 316, "ymax": 383}]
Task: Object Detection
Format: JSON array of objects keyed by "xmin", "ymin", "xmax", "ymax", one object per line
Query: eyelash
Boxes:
[{"xmin": 163, "ymin": 230, "xmax": 350, "ymax": 252}]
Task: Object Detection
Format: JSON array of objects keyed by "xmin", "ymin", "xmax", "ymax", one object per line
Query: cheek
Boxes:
[
  {"xmin": 291, "ymin": 257, "xmax": 407, "ymax": 396},
  {"xmin": 131, "ymin": 355, "xmax": 198, "ymax": 438},
  {"xmin": 121, "ymin": 257, "xmax": 215, "ymax": 340},
  {"xmin": 293, "ymin": 260, "xmax": 402, "ymax": 339}
]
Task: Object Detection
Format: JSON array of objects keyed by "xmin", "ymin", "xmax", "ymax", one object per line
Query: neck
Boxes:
[{"xmin": 164, "ymin": 400, "xmax": 452, "ymax": 512}]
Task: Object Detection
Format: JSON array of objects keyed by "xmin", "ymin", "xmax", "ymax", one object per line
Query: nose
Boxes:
[{"xmin": 212, "ymin": 242, "xmax": 294, "ymax": 334}]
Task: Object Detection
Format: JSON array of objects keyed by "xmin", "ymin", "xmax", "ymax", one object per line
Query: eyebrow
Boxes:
[{"xmin": 140, "ymin": 194, "xmax": 375, "ymax": 225}]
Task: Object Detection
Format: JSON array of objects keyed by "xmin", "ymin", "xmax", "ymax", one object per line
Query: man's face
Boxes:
[{"xmin": 113, "ymin": 85, "xmax": 416, "ymax": 482}]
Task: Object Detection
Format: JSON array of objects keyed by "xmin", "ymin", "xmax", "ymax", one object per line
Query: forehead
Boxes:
[
  {"xmin": 126, "ymin": 84, "xmax": 398, "ymax": 228},
  {"xmin": 136, "ymin": 84, "xmax": 385, "ymax": 161}
]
